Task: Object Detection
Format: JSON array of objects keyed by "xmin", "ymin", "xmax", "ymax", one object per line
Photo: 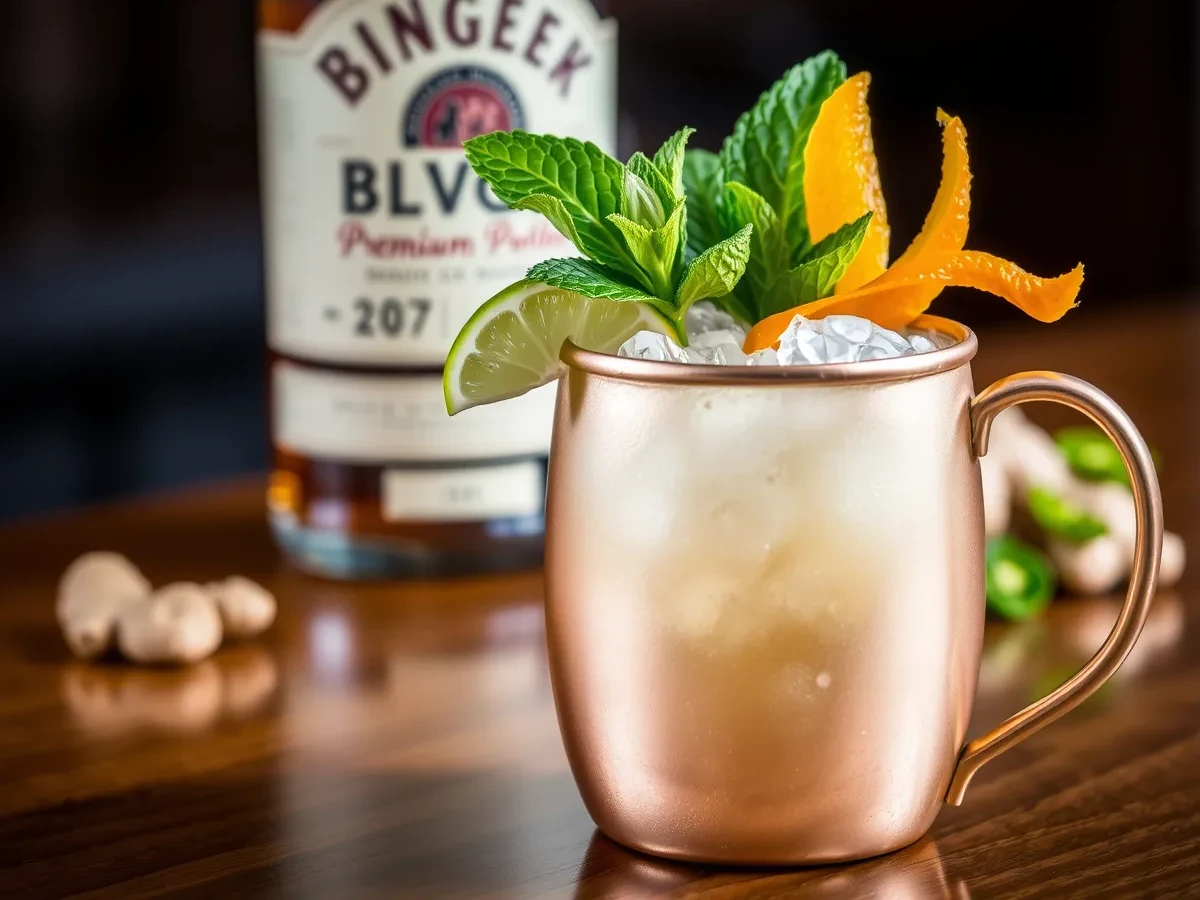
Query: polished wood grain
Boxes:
[{"xmin": 3, "ymin": 305, "xmax": 1200, "ymax": 898}]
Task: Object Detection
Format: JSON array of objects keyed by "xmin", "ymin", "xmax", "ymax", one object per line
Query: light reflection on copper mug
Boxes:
[{"xmin": 545, "ymin": 317, "xmax": 1162, "ymax": 865}]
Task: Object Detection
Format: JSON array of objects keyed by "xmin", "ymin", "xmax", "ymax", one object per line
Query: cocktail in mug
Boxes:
[
  {"xmin": 544, "ymin": 324, "xmax": 1159, "ymax": 863},
  {"xmin": 441, "ymin": 51, "xmax": 1164, "ymax": 864}
]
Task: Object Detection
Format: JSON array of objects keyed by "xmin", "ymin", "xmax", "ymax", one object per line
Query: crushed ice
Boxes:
[{"xmin": 617, "ymin": 303, "xmax": 948, "ymax": 367}]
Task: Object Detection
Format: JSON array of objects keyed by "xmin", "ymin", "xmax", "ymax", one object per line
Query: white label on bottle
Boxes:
[
  {"xmin": 382, "ymin": 461, "xmax": 543, "ymax": 521},
  {"xmin": 259, "ymin": 0, "xmax": 617, "ymax": 367},
  {"xmin": 272, "ymin": 360, "xmax": 556, "ymax": 462}
]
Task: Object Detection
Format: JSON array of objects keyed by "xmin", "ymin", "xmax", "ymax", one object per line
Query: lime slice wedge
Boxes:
[{"xmin": 444, "ymin": 280, "xmax": 674, "ymax": 415}]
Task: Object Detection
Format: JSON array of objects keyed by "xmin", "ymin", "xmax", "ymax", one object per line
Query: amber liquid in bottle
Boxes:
[{"xmin": 258, "ymin": 0, "xmax": 616, "ymax": 579}]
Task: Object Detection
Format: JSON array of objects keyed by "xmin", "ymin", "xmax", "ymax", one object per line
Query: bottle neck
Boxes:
[
  {"xmin": 260, "ymin": 0, "xmax": 611, "ymax": 34},
  {"xmin": 259, "ymin": 0, "xmax": 322, "ymax": 34}
]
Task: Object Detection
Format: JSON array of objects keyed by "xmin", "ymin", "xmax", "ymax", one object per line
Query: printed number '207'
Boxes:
[{"xmin": 354, "ymin": 298, "xmax": 431, "ymax": 338}]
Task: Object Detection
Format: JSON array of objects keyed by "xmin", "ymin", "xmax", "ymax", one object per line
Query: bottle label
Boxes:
[
  {"xmin": 382, "ymin": 461, "xmax": 544, "ymax": 521},
  {"xmin": 272, "ymin": 359, "xmax": 555, "ymax": 461},
  {"xmin": 259, "ymin": 0, "xmax": 617, "ymax": 367}
]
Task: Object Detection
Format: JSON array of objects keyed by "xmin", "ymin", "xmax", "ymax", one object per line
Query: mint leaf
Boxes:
[
  {"xmin": 609, "ymin": 203, "xmax": 685, "ymax": 299},
  {"xmin": 798, "ymin": 211, "xmax": 872, "ymax": 264},
  {"xmin": 720, "ymin": 51, "xmax": 846, "ymax": 263},
  {"xmin": 527, "ymin": 258, "xmax": 669, "ymax": 316},
  {"xmin": 642, "ymin": 138, "xmax": 690, "ymax": 277},
  {"xmin": 682, "ymin": 149, "xmax": 724, "ymax": 260},
  {"xmin": 513, "ymin": 194, "xmax": 583, "ymax": 249},
  {"xmin": 761, "ymin": 212, "xmax": 870, "ymax": 316},
  {"xmin": 653, "ymin": 127, "xmax": 696, "ymax": 198},
  {"xmin": 720, "ymin": 182, "xmax": 788, "ymax": 318},
  {"xmin": 622, "ymin": 168, "xmax": 667, "ymax": 229},
  {"xmin": 606, "ymin": 213, "xmax": 651, "ymax": 251},
  {"xmin": 628, "ymin": 152, "xmax": 676, "ymax": 210},
  {"xmin": 675, "ymin": 224, "xmax": 753, "ymax": 312},
  {"xmin": 464, "ymin": 131, "xmax": 635, "ymax": 275}
]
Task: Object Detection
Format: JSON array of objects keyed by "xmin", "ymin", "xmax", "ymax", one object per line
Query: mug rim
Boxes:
[{"xmin": 560, "ymin": 314, "xmax": 978, "ymax": 387}]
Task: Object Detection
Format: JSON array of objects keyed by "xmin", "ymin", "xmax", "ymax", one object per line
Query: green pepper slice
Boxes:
[
  {"xmin": 1027, "ymin": 486, "xmax": 1108, "ymax": 542},
  {"xmin": 985, "ymin": 536, "xmax": 1057, "ymax": 621},
  {"xmin": 1055, "ymin": 426, "xmax": 1158, "ymax": 488}
]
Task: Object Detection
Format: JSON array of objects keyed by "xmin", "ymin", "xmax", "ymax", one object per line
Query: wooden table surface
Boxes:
[{"xmin": 3, "ymin": 307, "xmax": 1200, "ymax": 899}]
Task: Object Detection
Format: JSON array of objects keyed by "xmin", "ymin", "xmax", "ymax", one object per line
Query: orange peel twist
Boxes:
[
  {"xmin": 744, "ymin": 252, "xmax": 1083, "ymax": 350},
  {"xmin": 804, "ymin": 72, "xmax": 890, "ymax": 293},
  {"xmin": 884, "ymin": 109, "xmax": 970, "ymax": 274},
  {"xmin": 744, "ymin": 86, "xmax": 1083, "ymax": 354}
]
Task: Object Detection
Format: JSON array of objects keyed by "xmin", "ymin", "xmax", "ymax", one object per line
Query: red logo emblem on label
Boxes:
[{"xmin": 403, "ymin": 66, "xmax": 526, "ymax": 148}]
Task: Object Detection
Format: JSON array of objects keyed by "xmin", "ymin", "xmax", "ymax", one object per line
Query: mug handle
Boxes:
[{"xmin": 945, "ymin": 371, "xmax": 1163, "ymax": 805}]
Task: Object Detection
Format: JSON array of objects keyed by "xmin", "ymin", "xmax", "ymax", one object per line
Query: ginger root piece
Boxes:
[
  {"xmin": 987, "ymin": 408, "xmax": 1185, "ymax": 594},
  {"xmin": 1048, "ymin": 536, "xmax": 1130, "ymax": 596},
  {"xmin": 116, "ymin": 583, "xmax": 223, "ymax": 665},
  {"xmin": 207, "ymin": 576, "xmax": 276, "ymax": 640},
  {"xmin": 1049, "ymin": 532, "xmax": 1186, "ymax": 597},
  {"xmin": 57, "ymin": 552, "xmax": 152, "ymax": 660},
  {"xmin": 1160, "ymin": 533, "xmax": 1187, "ymax": 588},
  {"xmin": 980, "ymin": 452, "xmax": 1011, "ymax": 537},
  {"xmin": 987, "ymin": 409, "xmax": 1073, "ymax": 495},
  {"xmin": 1056, "ymin": 471, "xmax": 1184, "ymax": 590}
]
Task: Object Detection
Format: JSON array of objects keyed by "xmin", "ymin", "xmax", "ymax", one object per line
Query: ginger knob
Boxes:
[
  {"xmin": 57, "ymin": 552, "xmax": 151, "ymax": 660},
  {"xmin": 1159, "ymin": 532, "xmax": 1186, "ymax": 589},
  {"xmin": 116, "ymin": 583, "xmax": 223, "ymax": 665},
  {"xmin": 207, "ymin": 576, "xmax": 277, "ymax": 640},
  {"xmin": 1048, "ymin": 536, "xmax": 1130, "ymax": 596},
  {"xmin": 980, "ymin": 452, "xmax": 1011, "ymax": 538}
]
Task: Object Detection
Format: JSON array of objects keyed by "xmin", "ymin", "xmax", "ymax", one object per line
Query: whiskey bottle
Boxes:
[{"xmin": 258, "ymin": 0, "xmax": 617, "ymax": 578}]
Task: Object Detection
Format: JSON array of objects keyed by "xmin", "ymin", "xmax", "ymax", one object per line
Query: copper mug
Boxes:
[{"xmin": 544, "ymin": 316, "xmax": 1162, "ymax": 865}]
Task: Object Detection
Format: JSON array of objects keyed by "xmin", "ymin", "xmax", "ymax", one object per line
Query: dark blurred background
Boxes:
[{"xmin": 2, "ymin": 0, "xmax": 1195, "ymax": 520}]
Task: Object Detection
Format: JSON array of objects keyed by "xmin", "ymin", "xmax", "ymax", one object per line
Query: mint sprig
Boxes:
[
  {"xmin": 525, "ymin": 258, "xmax": 664, "ymax": 309},
  {"xmin": 721, "ymin": 50, "xmax": 846, "ymax": 261},
  {"xmin": 682, "ymin": 51, "xmax": 873, "ymax": 323},
  {"xmin": 653, "ymin": 126, "xmax": 694, "ymax": 198},
  {"xmin": 682, "ymin": 148, "xmax": 724, "ymax": 260},
  {"xmin": 464, "ymin": 132, "xmax": 637, "ymax": 277},
  {"xmin": 761, "ymin": 212, "xmax": 872, "ymax": 316},
  {"xmin": 465, "ymin": 128, "xmax": 752, "ymax": 343},
  {"xmin": 462, "ymin": 50, "xmax": 870, "ymax": 341},
  {"xmin": 676, "ymin": 225, "xmax": 753, "ymax": 310},
  {"xmin": 608, "ymin": 204, "xmax": 684, "ymax": 301},
  {"xmin": 720, "ymin": 182, "xmax": 787, "ymax": 305}
]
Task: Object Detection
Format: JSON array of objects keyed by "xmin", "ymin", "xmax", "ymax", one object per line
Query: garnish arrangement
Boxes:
[{"xmin": 443, "ymin": 50, "xmax": 1084, "ymax": 414}]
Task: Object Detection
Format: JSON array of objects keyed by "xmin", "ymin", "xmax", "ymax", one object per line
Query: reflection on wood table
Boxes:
[{"xmin": 2, "ymin": 305, "xmax": 1200, "ymax": 898}]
